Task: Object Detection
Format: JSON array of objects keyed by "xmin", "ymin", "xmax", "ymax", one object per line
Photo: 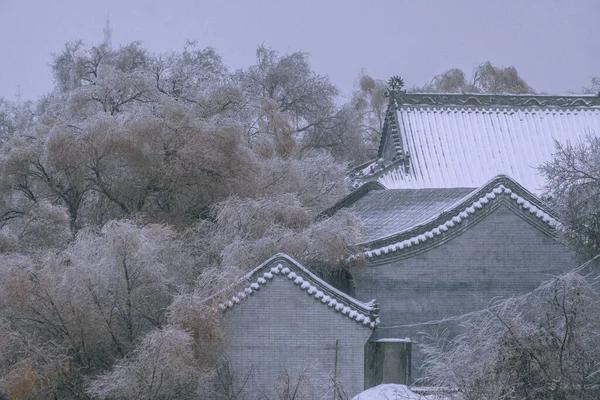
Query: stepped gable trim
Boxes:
[
  {"xmin": 350, "ymin": 175, "xmax": 559, "ymax": 260},
  {"xmin": 220, "ymin": 253, "xmax": 379, "ymax": 329},
  {"xmin": 319, "ymin": 181, "xmax": 385, "ymax": 218},
  {"xmin": 376, "ymin": 97, "xmax": 401, "ymax": 159},
  {"xmin": 399, "ymin": 93, "xmax": 600, "ymax": 108}
]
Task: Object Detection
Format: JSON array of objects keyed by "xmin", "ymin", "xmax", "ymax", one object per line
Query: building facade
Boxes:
[{"xmin": 222, "ymin": 91, "xmax": 600, "ymax": 395}]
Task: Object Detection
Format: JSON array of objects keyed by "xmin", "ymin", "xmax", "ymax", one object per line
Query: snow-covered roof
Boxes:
[
  {"xmin": 344, "ymin": 175, "xmax": 558, "ymax": 260},
  {"xmin": 346, "ymin": 186, "xmax": 476, "ymax": 242},
  {"xmin": 220, "ymin": 253, "xmax": 379, "ymax": 329},
  {"xmin": 360, "ymin": 93, "xmax": 600, "ymax": 193}
]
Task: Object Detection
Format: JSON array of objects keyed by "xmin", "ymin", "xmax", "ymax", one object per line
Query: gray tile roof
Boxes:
[
  {"xmin": 358, "ymin": 93, "xmax": 600, "ymax": 193},
  {"xmin": 347, "ymin": 187, "xmax": 476, "ymax": 243}
]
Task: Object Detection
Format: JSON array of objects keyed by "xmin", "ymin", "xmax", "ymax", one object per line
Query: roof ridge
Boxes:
[
  {"xmin": 350, "ymin": 179, "xmax": 559, "ymax": 260},
  {"xmin": 220, "ymin": 253, "xmax": 379, "ymax": 329},
  {"xmin": 320, "ymin": 181, "xmax": 385, "ymax": 218},
  {"xmin": 401, "ymin": 93, "xmax": 600, "ymax": 108}
]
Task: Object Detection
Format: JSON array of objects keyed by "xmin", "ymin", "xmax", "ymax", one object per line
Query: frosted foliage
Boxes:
[
  {"xmin": 239, "ymin": 46, "xmax": 338, "ymax": 136},
  {"xmin": 168, "ymin": 265, "xmax": 241, "ymax": 358},
  {"xmin": 257, "ymin": 151, "xmax": 349, "ymax": 213},
  {"xmin": 351, "ymin": 72, "xmax": 388, "ymax": 156},
  {"xmin": 420, "ymin": 271, "xmax": 600, "ymax": 399},
  {"xmin": 0, "ymin": 96, "xmax": 259, "ymax": 232},
  {"xmin": 0, "ymin": 38, "xmax": 372, "ymax": 397},
  {"xmin": 151, "ymin": 42, "xmax": 228, "ymax": 104},
  {"xmin": 87, "ymin": 327, "xmax": 211, "ymax": 400},
  {"xmin": 581, "ymin": 77, "xmax": 600, "ymax": 94},
  {"xmin": 412, "ymin": 62, "xmax": 534, "ymax": 94},
  {"xmin": 200, "ymin": 191, "xmax": 361, "ymax": 275},
  {"xmin": 541, "ymin": 137, "xmax": 600, "ymax": 258},
  {"xmin": 0, "ymin": 200, "xmax": 70, "ymax": 253},
  {"xmin": 0, "ymin": 319, "xmax": 69, "ymax": 400},
  {"xmin": 0, "ymin": 222, "xmax": 186, "ymax": 377}
]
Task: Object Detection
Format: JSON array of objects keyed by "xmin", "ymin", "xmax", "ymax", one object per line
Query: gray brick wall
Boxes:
[
  {"xmin": 352, "ymin": 204, "xmax": 575, "ymax": 378},
  {"xmin": 354, "ymin": 204, "xmax": 574, "ymax": 326},
  {"xmin": 223, "ymin": 271, "xmax": 373, "ymax": 397}
]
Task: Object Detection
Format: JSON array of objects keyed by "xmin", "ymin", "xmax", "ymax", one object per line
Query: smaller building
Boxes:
[{"xmin": 220, "ymin": 254, "xmax": 379, "ymax": 396}]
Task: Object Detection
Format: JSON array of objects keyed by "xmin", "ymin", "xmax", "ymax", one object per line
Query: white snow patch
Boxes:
[
  {"xmin": 352, "ymin": 384, "xmax": 428, "ymax": 400},
  {"xmin": 375, "ymin": 338, "xmax": 411, "ymax": 343}
]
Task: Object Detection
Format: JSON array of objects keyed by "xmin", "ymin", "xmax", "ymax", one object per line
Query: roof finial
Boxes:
[
  {"xmin": 388, "ymin": 76, "xmax": 405, "ymax": 92},
  {"xmin": 386, "ymin": 76, "xmax": 406, "ymax": 110}
]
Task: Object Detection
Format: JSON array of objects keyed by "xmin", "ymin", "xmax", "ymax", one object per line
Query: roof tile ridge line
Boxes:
[
  {"xmin": 354, "ymin": 175, "xmax": 544, "ymax": 246},
  {"xmin": 376, "ymin": 102, "xmax": 395, "ymax": 159},
  {"xmin": 490, "ymin": 174, "xmax": 559, "ymax": 217},
  {"xmin": 352, "ymin": 157, "xmax": 378, "ymax": 173},
  {"xmin": 401, "ymin": 93, "xmax": 600, "ymax": 108},
  {"xmin": 377, "ymin": 91, "xmax": 409, "ymax": 161},
  {"xmin": 442, "ymin": 174, "xmax": 556, "ymax": 217},
  {"xmin": 219, "ymin": 260, "xmax": 378, "ymax": 329},
  {"xmin": 388, "ymin": 104, "xmax": 406, "ymax": 160},
  {"xmin": 278, "ymin": 254, "xmax": 376, "ymax": 311},
  {"xmin": 359, "ymin": 157, "xmax": 406, "ymax": 180},
  {"xmin": 402, "ymin": 92, "xmax": 600, "ymax": 99},
  {"xmin": 319, "ymin": 181, "xmax": 386, "ymax": 218},
  {"xmin": 226, "ymin": 253, "xmax": 376, "ymax": 311},
  {"xmin": 349, "ymin": 184, "xmax": 559, "ymax": 260}
]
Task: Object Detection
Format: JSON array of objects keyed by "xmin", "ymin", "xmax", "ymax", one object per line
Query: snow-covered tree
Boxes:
[
  {"xmin": 541, "ymin": 136, "xmax": 600, "ymax": 259},
  {"xmin": 413, "ymin": 62, "xmax": 534, "ymax": 94},
  {"xmin": 350, "ymin": 72, "xmax": 388, "ymax": 159},
  {"xmin": 87, "ymin": 327, "xmax": 213, "ymax": 400},
  {"xmin": 420, "ymin": 271, "xmax": 600, "ymax": 399},
  {"xmin": 0, "ymin": 38, "xmax": 368, "ymax": 398}
]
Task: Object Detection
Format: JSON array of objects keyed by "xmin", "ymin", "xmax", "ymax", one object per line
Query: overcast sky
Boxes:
[{"xmin": 1, "ymin": 0, "xmax": 598, "ymax": 102}]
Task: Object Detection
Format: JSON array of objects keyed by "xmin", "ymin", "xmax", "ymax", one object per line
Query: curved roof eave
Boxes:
[{"xmin": 349, "ymin": 175, "xmax": 560, "ymax": 261}]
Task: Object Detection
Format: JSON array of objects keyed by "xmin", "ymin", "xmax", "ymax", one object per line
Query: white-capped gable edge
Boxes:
[
  {"xmin": 349, "ymin": 175, "xmax": 559, "ymax": 260},
  {"xmin": 220, "ymin": 253, "xmax": 379, "ymax": 329}
]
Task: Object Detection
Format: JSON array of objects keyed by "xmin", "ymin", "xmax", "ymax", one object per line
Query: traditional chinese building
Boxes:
[{"xmin": 222, "ymin": 90, "xmax": 600, "ymax": 396}]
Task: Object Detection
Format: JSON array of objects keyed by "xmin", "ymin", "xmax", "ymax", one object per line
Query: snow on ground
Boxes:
[{"xmin": 352, "ymin": 384, "xmax": 453, "ymax": 400}]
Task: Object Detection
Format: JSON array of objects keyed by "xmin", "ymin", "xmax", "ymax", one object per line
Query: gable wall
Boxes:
[
  {"xmin": 223, "ymin": 271, "xmax": 373, "ymax": 397},
  {"xmin": 353, "ymin": 204, "xmax": 575, "ymax": 326}
]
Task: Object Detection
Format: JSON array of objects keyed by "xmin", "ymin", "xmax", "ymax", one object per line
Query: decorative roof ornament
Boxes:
[{"xmin": 385, "ymin": 76, "xmax": 406, "ymax": 110}]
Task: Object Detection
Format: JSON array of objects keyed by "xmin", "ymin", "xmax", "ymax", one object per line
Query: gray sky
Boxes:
[{"xmin": 1, "ymin": 0, "xmax": 598, "ymax": 102}]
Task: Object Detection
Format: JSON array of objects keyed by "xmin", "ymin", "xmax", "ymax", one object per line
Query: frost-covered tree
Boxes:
[
  {"xmin": 350, "ymin": 72, "xmax": 388, "ymax": 158},
  {"xmin": 235, "ymin": 46, "xmax": 365, "ymax": 163},
  {"xmin": 0, "ymin": 38, "xmax": 367, "ymax": 398},
  {"xmin": 413, "ymin": 62, "xmax": 534, "ymax": 94},
  {"xmin": 581, "ymin": 77, "xmax": 600, "ymax": 95},
  {"xmin": 540, "ymin": 137, "xmax": 600, "ymax": 259},
  {"xmin": 87, "ymin": 327, "xmax": 213, "ymax": 400},
  {"xmin": 0, "ymin": 221, "xmax": 198, "ymax": 396},
  {"xmin": 420, "ymin": 271, "xmax": 600, "ymax": 400},
  {"xmin": 0, "ymin": 98, "xmax": 37, "ymax": 144}
]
